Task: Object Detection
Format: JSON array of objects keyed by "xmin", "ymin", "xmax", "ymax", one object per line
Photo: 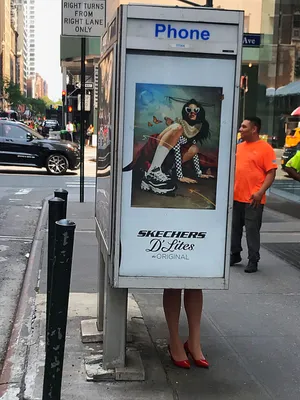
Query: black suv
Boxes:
[{"xmin": 0, "ymin": 120, "xmax": 80, "ymax": 175}]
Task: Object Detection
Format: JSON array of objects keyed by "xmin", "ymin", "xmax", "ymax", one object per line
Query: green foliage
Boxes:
[
  {"xmin": 0, "ymin": 77, "xmax": 47, "ymax": 117},
  {"xmin": 0, "ymin": 78, "xmax": 26, "ymax": 107},
  {"xmin": 42, "ymin": 96, "xmax": 62, "ymax": 110},
  {"xmin": 26, "ymin": 98, "xmax": 46, "ymax": 117}
]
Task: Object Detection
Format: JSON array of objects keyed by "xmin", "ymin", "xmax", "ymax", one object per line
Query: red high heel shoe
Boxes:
[
  {"xmin": 168, "ymin": 345, "xmax": 190, "ymax": 369},
  {"xmin": 184, "ymin": 341, "xmax": 209, "ymax": 369}
]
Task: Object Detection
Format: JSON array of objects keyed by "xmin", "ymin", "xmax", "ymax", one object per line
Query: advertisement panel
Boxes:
[
  {"xmin": 119, "ymin": 54, "xmax": 235, "ymax": 278},
  {"xmin": 95, "ymin": 50, "xmax": 114, "ymax": 251}
]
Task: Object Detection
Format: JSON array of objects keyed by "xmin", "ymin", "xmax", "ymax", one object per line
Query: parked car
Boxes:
[
  {"xmin": 38, "ymin": 119, "xmax": 61, "ymax": 137},
  {"xmin": 0, "ymin": 120, "xmax": 80, "ymax": 175}
]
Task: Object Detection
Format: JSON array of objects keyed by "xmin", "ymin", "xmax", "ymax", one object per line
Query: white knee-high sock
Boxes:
[{"xmin": 148, "ymin": 145, "xmax": 170, "ymax": 172}]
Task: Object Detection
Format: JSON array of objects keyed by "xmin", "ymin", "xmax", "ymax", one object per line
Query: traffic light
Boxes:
[
  {"xmin": 68, "ymin": 105, "xmax": 73, "ymax": 113},
  {"xmin": 62, "ymin": 90, "xmax": 66, "ymax": 104}
]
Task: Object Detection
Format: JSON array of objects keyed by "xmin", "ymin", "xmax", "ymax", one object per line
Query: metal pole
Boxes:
[
  {"xmin": 62, "ymin": 67, "xmax": 67, "ymax": 129},
  {"xmin": 96, "ymin": 247, "xmax": 105, "ymax": 332},
  {"xmin": 206, "ymin": 0, "xmax": 213, "ymax": 6},
  {"xmin": 80, "ymin": 37, "xmax": 86, "ymax": 203},
  {"xmin": 102, "ymin": 259, "xmax": 128, "ymax": 369},
  {"xmin": 43, "ymin": 219, "xmax": 76, "ymax": 400},
  {"xmin": 46, "ymin": 198, "xmax": 66, "ymax": 337},
  {"xmin": 54, "ymin": 189, "xmax": 68, "ymax": 216},
  {"xmin": 243, "ymin": 91, "xmax": 246, "ymax": 121}
]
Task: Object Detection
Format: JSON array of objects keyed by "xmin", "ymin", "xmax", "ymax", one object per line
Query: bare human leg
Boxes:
[
  {"xmin": 158, "ymin": 124, "xmax": 183, "ymax": 149},
  {"xmin": 163, "ymin": 289, "xmax": 187, "ymax": 361},
  {"xmin": 184, "ymin": 289, "xmax": 205, "ymax": 360},
  {"xmin": 182, "ymin": 144, "xmax": 199, "ymax": 163}
]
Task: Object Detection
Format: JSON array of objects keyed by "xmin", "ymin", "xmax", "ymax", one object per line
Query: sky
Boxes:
[{"xmin": 35, "ymin": 0, "xmax": 62, "ymax": 101}]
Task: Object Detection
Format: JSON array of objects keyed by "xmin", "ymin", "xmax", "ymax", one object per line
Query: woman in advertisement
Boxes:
[
  {"xmin": 164, "ymin": 288, "xmax": 208, "ymax": 369},
  {"xmin": 124, "ymin": 99, "xmax": 216, "ymax": 195}
]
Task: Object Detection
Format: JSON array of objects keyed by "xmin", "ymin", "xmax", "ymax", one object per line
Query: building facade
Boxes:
[
  {"xmin": 25, "ymin": 0, "xmax": 35, "ymax": 77},
  {"xmin": 15, "ymin": 0, "xmax": 28, "ymax": 95},
  {"xmin": 27, "ymin": 72, "xmax": 48, "ymax": 99},
  {"xmin": 0, "ymin": 0, "xmax": 19, "ymax": 109}
]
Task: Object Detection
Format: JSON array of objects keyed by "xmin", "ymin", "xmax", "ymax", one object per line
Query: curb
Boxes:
[{"xmin": 0, "ymin": 197, "xmax": 49, "ymax": 399}]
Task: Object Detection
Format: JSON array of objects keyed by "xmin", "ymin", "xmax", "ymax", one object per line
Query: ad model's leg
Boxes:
[
  {"xmin": 163, "ymin": 289, "xmax": 187, "ymax": 361},
  {"xmin": 184, "ymin": 289, "xmax": 206, "ymax": 361}
]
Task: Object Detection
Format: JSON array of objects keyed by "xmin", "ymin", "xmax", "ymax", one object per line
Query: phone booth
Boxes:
[{"xmin": 94, "ymin": 3, "xmax": 243, "ymax": 370}]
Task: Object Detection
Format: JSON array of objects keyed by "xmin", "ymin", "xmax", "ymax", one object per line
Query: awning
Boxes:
[{"xmin": 266, "ymin": 81, "xmax": 300, "ymax": 97}]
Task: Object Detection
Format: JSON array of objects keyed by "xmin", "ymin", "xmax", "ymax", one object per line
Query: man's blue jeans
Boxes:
[{"xmin": 231, "ymin": 201, "xmax": 264, "ymax": 263}]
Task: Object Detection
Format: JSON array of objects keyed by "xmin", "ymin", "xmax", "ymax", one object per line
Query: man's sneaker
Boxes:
[
  {"xmin": 244, "ymin": 262, "xmax": 258, "ymax": 273},
  {"xmin": 141, "ymin": 167, "xmax": 176, "ymax": 194},
  {"xmin": 230, "ymin": 253, "xmax": 242, "ymax": 266}
]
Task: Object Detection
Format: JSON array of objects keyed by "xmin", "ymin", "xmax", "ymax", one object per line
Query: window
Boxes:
[
  {"xmin": 293, "ymin": 14, "xmax": 300, "ymax": 28},
  {"xmin": 2, "ymin": 124, "xmax": 27, "ymax": 140},
  {"xmin": 292, "ymin": 16, "xmax": 300, "ymax": 40}
]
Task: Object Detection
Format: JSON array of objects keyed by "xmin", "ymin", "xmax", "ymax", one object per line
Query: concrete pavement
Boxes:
[{"xmin": 2, "ymin": 194, "xmax": 300, "ymax": 399}]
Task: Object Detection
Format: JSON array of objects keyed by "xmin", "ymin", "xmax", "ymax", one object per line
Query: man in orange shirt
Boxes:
[{"xmin": 231, "ymin": 117, "xmax": 277, "ymax": 273}]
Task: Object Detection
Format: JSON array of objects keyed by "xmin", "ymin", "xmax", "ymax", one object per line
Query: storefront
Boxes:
[{"xmin": 256, "ymin": 0, "xmax": 300, "ymax": 201}]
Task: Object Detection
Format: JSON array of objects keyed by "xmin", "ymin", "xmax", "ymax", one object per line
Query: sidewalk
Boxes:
[{"xmin": 6, "ymin": 197, "xmax": 300, "ymax": 399}]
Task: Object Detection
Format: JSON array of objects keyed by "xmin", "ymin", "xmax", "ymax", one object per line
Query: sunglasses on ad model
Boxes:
[{"xmin": 185, "ymin": 107, "xmax": 200, "ymax": 114}]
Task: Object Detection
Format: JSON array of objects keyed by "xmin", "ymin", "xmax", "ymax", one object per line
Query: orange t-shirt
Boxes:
[{"xmin": 234, "ymin": 140, "xmax": 277, "ymax": 204}]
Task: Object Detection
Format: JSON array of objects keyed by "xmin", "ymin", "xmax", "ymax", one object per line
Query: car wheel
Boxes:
[{"xmin": 46, "ymin": 154, "xmax": 69, "ymax": 175}]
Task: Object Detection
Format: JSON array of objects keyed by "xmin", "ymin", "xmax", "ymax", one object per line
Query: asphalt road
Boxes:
[{"xmin": 0, "ymin": 156, "xmax": 97, "ymax": 372}]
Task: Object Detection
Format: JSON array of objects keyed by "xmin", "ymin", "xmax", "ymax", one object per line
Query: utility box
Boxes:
[{"xmin": 95, "ymin": 4, "xmax": 243, "ymax": 289}]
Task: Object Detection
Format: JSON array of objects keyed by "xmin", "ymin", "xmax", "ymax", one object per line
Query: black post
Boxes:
[
  {"xmin": 47, "ymin": 198, "xmax": 66, "ymax": 336},
  {"xmin": 54, "ymin": 189, "xmax": 68, "ymax": 216},
  {"xmin": 43, "ymin": 219, "xmax": 76, "ymax": 400},
  {"xmin": 80, "ymin": 37, "xmax": 86, "ymax": 203},
  {"xmin": 206, "ymin": 0, "xmax": 213, "ymax": 6}
]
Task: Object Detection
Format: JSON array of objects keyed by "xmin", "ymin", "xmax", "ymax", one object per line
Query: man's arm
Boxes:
[
  {"xmin": 250, "ymin": 169, "xmax": 276, "ymax": 207},
  {"xmin": 285, "ymin": 166, "xmax": 300, "ymax": 181}
]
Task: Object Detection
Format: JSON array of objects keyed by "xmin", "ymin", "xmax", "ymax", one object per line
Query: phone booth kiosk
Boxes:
[{"xmin": 95, "ymin": 4, "xmax": 243, "ymax": 371}]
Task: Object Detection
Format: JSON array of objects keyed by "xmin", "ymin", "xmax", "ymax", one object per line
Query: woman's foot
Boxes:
[
  {"xmin": 168, "ymin": 344, "xmax": 190, "ymax": 369},
  {"xmin": 169, "ymin": 340, "xmax": 189, "ymax": 362},
  {"xmin": 184, "ymin": 341, "xmax": 209, "ymax": 368}
]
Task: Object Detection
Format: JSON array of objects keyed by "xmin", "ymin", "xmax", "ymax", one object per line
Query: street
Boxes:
[{"xmin": 0, "ymin": 149, "xmax": 97, "ymax": 371}]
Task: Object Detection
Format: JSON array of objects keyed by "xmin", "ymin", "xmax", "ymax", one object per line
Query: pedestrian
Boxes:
[
  {"xmin": 66, "ymin": 120, "xmax": 74, "ymax": 142},
  {"xmin": 163, "ymin": 289, "xmax": 208, "ymax": 369},
  {"xmin": 284, "ymin": 150, "xmax": 300, "ymax": 181},
  {"xmin": 86, "ymin": 124, "xmax": 94, "ymax": 146},
  {"xmin": 231, "ymin": 117, "xmax": 277, "ymax": 273}
]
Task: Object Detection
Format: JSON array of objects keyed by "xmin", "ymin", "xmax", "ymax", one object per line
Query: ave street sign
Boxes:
[
  {"xmin": 243, "ymin": 33, "xmax": 261, "ymax": 47},
  {"xmin": 62, "ymin": 0, "xmax": 106, "ymax": 37}
]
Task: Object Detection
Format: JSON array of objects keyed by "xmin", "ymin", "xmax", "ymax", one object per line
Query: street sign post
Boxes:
[
  {"xmin": 61, "ymin": 0, "xmax": 106, "ymax": 203},
  {"xmin": 76, "ymin": 82, "xmax": 94, "ymax": 89},
  {"xmin": 62, "ymin": 0, "xmax": 106, "ymax": 37}
]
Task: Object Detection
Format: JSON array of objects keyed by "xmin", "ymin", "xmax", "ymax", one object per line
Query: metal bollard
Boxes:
[
  {"xmin": 47, "ymin": 198, "xmax": 66, "ymax": 336},
  {"xmin": 43, "ymin": 219, "xmax": 76, "ymax": 400},
  {"xmin": 54, "ymin": 189, "xmax": 68, "ymax": 216}
]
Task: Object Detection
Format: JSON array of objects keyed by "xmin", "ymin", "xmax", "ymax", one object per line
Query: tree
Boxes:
[
  {"xmin": 41, "ymin": 96, "xmax": 54, "ymax": 108},
  {"xmin": 41, "ymin": 96, "xmax": 62, "ymax": 110},
  {"xmin": 0, "ymin": 78, "xmax": 26, "ymax": 108},
  {"xmin": 26, "ymin": 98, "xmax": 46, "ymax": 117}
]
